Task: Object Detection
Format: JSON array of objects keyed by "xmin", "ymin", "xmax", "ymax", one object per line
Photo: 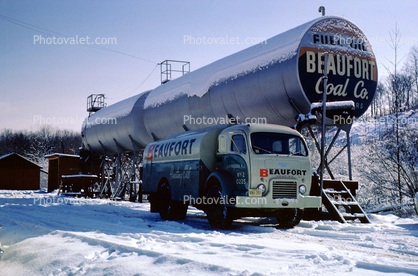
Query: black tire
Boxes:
[
  {"xmin": 157, "ymin": 182, "xmax": 173, "ymax": 220},
  {"xmin": 205, "ymin": 185, "xmax": 233, "ymax": 229},
  {"xmin": 157, "ymin": 182, "xmax": 188, "ymax": 220},
  {"xmin": 172, "ymin": 201, "xmax": 188, "ymax": 220},
  {"xmin": 276, "ymin": 208, "xmax": 304, "ymax": 228}
]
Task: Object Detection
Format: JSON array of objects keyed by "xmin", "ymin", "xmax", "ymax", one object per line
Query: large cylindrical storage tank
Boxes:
[{"xmin": 82, "ymin": 15, "xmax": 377, "ymax": 154}]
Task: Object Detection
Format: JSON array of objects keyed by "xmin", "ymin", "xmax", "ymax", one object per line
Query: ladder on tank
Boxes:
[{"xmin": 322, "ymin": 180, "xmax": 371, "ymax": 223}]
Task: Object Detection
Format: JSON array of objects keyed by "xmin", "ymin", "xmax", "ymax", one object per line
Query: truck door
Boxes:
[{"xmin": 227, "ymin": 132, "xmax": 250, "ymax": 192}]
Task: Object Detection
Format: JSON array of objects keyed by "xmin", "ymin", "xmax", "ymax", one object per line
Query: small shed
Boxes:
[
  {"xmin": 0, "ymin": 153, "xmax": 42, "ymax": 190},
  {"xmin": 45, "ymin": 153, "xmax": 80, "ymax": 192}
]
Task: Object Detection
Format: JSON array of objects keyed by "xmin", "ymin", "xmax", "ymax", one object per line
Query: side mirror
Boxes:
[{"xmin": 218, "ymin": 134, "xmax": 227, "ymax": 153}]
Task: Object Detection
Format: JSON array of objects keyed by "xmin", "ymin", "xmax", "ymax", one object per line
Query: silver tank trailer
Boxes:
[{"xmin": 82, "ymin": 16, "xmax": 377, "ymax": 154}]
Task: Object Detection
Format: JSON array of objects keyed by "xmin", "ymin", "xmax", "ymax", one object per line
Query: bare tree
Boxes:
[
  {"xmin": 384, "ymin": 24, "xmax": 403, "ymax": 202},
  {"xmin": 405, "ymin": 46, "xmax": 418, "ymax": 107},
  {"xmin": 370, "ymin": 82, "xmax": 388, "ymax": 118},
  {"xmin": 360, "ymin": 128, "xmax": 418, "ymax": 216}
]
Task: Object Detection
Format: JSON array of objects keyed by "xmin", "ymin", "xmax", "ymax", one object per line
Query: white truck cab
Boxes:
[{"xmin": 142, "ymin": 124, "xmax": 321, "ymax": 228}]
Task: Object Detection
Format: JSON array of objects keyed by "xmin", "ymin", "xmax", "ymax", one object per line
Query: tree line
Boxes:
[
  {"xmin": 360, "ymin": 27, "xmax": 418, "ymax": 215},
  {"xmin": 0, "ymin": 126, "xmax": 81, "ymax": 168},
  {"xmin": 369, "ymin": 32, "xmax": 418, "ymax": 118}
]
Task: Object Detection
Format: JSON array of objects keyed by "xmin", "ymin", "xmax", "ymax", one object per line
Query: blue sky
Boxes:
[{"xmin": 1, "ymin": 0, "xmax": 417, "ymax": 132}]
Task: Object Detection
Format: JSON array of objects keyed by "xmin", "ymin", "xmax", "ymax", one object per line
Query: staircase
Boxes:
[{"xmin": 322, "ymin": 180, "xmax": 371, "ymax": 223}]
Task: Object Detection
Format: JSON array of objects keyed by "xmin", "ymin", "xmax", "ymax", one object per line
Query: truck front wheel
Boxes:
[
  {"xmin": 205, "ymin": 185, "xmax": 233, "ymax": 229},
  {"xmin": 276, "ymin": 208, "xmax": 304, "ymax": 228}
]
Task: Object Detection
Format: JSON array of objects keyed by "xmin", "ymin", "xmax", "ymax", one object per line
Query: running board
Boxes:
[{"xmin": 322, "ymin": 180, "xmax": 370, "ymax": 223}]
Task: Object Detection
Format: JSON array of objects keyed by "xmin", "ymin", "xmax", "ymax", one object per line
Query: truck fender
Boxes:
[{"xmin": 204, "ymin": 171, "xmax": 235, "ymax": 199}]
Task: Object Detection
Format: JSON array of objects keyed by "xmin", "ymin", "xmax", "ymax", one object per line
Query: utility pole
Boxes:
[{"xmin": 320, "ymin": 53, "xmax": 329, "ymax": 197}]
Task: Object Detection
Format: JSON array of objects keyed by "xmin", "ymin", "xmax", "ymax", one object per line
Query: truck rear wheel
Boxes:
[
  {"xmin": 157, "ymin": 182, "xmax": 172, "ymax": 220},
  {"xmin": 276, "ymin": 208, "xmax": 304, "ymax": 228},
  {"xmin": 205, "ymin": 185, "xmax": 232, "ymax": 229},
  {"xmin": 172, "ymin": 201, "xmax": 188, "ymax": 220},
  {"xmin": 157, "ymin": 182, "xmax": 188, "ymax": 220}
]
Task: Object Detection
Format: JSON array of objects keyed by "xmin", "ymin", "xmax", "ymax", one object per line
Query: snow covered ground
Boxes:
[{"xmin": 0, "ymin": 190, "xmax": 417, "ymax": 276}]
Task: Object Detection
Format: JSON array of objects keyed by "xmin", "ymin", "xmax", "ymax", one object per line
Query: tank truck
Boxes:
[{"xmin": 81, "ymin": 16, "xmax": 377, "ymax": 228}]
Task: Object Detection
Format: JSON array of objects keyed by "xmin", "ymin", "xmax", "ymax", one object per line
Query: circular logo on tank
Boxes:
[{"xmin": 298, "ymin": 18, "xmax": 377, "ymax": 118}]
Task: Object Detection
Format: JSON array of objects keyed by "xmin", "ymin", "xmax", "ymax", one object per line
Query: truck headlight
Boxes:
[
  {"xmin": 299, "ymin": 185, "xmax": 306, "ymax": 194},
  {"xmin": 257, "ymin": 184, "xmax": 266, "ymax": 195}
]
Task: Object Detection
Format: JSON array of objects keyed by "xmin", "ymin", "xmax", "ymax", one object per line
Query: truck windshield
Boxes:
[{"xmin": 251, "ymin": 132, "xmax": 308, "ymax": 156}]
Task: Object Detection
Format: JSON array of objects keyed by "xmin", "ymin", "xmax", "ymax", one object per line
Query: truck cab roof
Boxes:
[
  {"xmin": 220, "ymin": 124, "xmax": 303, "ymax": 137},
  {"xmin": 165, "ymin": 124, "xmax": 303, "ymax": 141}
]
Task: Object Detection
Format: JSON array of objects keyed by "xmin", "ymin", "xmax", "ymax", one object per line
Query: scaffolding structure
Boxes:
[{"xmin": 159, "ymin": 60, "xmax": 190, "ymax": 84}]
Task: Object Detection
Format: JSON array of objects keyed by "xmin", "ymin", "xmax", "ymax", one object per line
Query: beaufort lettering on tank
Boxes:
[
  {"xmin": 298, "ymin": 18, "xmax": 377, "ymax": 117},
  {"xmin": 147, "ymin": 138, "xmax": 196, "ymax": 161}
]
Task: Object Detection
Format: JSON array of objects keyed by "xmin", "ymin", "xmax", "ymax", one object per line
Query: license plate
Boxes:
[{"xmin": 249, "ymin": 189, "xmax": 262, "ymax": 196}]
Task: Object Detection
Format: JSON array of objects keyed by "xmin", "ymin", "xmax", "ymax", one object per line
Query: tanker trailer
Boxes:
[{"xmin": 82, "ymin": 15, "xmax": 377, "ymax": 154}]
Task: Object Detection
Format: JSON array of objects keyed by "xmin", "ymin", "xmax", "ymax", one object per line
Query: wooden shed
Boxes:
[
  {"xmin": 0, "ymin": 153, "xmax": 42, "ymax": 190},
  {"xmin": 45, "ymin": 153, "xmax": 80, "ymax": 192}
]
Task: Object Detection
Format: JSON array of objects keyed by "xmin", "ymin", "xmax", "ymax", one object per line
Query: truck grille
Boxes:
[{"xmin": 272, "ymin": 181, "xmax": 297, "ymax": 199}]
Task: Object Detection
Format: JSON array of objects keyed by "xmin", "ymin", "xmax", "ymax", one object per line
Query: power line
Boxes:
[
  {"xmin": 0, "ymin": 13, "xmax": 162, "ymax": 98},
  {"xmin": 107, "ymin": 64, "xmax": 159, "ymax": 100},
  {"xmin": 0, "ymin": 13, "xmax": 158, "ymax": 64}
]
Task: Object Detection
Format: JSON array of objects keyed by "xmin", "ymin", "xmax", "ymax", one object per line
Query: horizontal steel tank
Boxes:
[{"xmin": 82, "ymin": 15, "xmax": 377, "ymax": 154}]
